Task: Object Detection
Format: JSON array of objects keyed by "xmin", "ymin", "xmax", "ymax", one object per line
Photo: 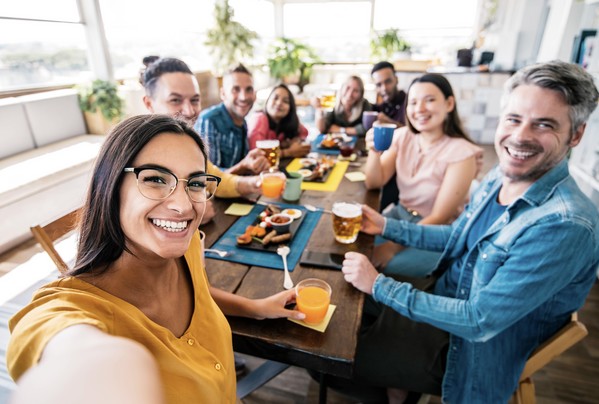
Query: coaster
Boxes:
[
  {"xmin": 288, "ymin": 304, "xmax": 336, "ymax": 333},
  {"xmin": 345, "ymin": 171, "xmax": 366, "ymax": 182},
  {"xmin": 224, "ymin": 203, "xmax": 254, "ymax": 216},
  {"xmin": 337, "ymin": 153, "xmax": 357, "ymax": 162}
]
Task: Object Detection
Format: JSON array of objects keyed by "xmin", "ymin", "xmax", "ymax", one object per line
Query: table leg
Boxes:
[{"xmin": 319, "ymin": 372, "xmax": 328, "ymax": 404}]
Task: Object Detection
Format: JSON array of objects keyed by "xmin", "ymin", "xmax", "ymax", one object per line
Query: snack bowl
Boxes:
[{"xmin": 265, "ymin": 213, "xmax": 294, "ymax": 233}]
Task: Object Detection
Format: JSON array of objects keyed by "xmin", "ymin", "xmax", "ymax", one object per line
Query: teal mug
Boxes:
[{"xmin": 283, "ymin": 171, "xmax": 303, "ymax": 202}]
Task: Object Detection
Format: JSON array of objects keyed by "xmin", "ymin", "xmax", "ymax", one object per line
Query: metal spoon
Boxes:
[
  {"xmin": 304, "ymin": 204, "xmax": 332, "ymax": 214},
  {"xmin": 205, "ymin": 248, "xmax": 231, "ymax": 257},
  {"xmin": 276, "ymin": 246, "xmax": 294, "ymax": 290}
]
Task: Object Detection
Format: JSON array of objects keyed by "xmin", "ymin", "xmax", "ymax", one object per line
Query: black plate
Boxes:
[
  {"xmin": 302, "ymin": 165, "xmax": 334, "ymax": 183},
  {"xmin": 237, "ymin": 208, "xmax": 306, "ymax": 252}
]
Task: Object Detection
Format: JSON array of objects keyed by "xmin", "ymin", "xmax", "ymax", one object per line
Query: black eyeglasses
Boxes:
[{"xmin": 124, "ymin": 167, "xmax": 221, "ymax": 203}]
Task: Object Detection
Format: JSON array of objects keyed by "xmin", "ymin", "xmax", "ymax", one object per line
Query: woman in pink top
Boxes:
[
  {"xmin": 365, "ymin": 73, "xmax": 483, "ymax": 276},
  {"xmin": 248, "ymin": 84, "xmax": 311, "ymax": 158}
]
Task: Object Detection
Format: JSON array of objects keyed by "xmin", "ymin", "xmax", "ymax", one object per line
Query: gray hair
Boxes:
[{"xmin": 502, "ymin": 60, "xmax": 598, "ymax": 135}]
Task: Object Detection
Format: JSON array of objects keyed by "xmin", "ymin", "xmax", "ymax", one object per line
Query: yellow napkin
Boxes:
[
  {"xmin": 345, "ymin": 171, "xmax": 366, "ymax": 182},
  {"xmin": 288, "ymin": 304, "xmax": 336, "ymax": 333},
  {"xmin": 287, "ymin": 159, "xmax": 349, "ymax": 192},
  {"xmin": 224, "ymin": 203, "xmax": 254, "ymax": 216}
]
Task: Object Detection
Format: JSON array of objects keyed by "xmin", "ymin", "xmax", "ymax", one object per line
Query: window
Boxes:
[{"xmin": 0, "ymin": 0, "xmax": 91, "ymax": 91}]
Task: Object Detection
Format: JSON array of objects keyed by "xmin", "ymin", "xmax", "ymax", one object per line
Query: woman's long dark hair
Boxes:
[
  {"xmin": 69, "ymin": 114, "xmax": 208, "ymax": 276},
  {"xmin": 265, "ymin": 84, "xmax": 301, "ymax": 140},
  {"xmin": 406, "ymin": 73, "xmax": 473, "ymax": 143}
]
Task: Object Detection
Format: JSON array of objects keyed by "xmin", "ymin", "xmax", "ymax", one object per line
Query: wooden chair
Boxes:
[
  {"xmin": 512, "ymin": 313, "xmax": 588, "ymax": 404},
  {"xmin": 29, "ymin": 207, "xmax": 81, "ymax": 274}
]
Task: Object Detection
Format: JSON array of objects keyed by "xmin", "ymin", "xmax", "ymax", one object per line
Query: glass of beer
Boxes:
[
  {"xmin": 319, "ymin": 91, "xmax": 337, "ymax": 110},
  {"xmin": 256, "ymin": 139, "xmax": 280, "ymax": 168},
  {"xmin": 332, "ymin": 202, "xmax": 362, "ymax": 244}
]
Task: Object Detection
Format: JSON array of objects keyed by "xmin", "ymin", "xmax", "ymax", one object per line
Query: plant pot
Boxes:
[{"xmin": 84, "ymin": 109, "xmax": 119, "ymax": 135}]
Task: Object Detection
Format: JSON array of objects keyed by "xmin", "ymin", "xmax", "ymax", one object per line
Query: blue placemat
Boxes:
[
  {"xmin": 208, "ymin": 203, "xmax": 323, "ymax": 271},
  {"xmin": 311, "ymin": 134, "xmax": 358, "ymax": 155}
]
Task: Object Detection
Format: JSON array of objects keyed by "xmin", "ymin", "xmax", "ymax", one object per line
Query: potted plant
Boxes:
[
  {"xmin": 78, "ymin": 79, "xmax": 124, "ymax": 135},
  {"xmin": 204, "ymin": 0, "xmax": 258, "ymax": 77},
  {"xmin": 266, "ymin": 37, "xmax": 320, "ymax": 91},
  {"xmin": 370, "ymin": 29, "xmax": 412, "ymax": 61}
]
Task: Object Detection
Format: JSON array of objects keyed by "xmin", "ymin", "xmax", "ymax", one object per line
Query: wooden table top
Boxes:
[{"xmin": 202, "ymin": 156, "xmax": 379, "ymax": 378}]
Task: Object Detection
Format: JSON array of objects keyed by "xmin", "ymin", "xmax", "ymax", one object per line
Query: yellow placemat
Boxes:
[
  {"xmin": 345, "ymin": 171, "xmax": 366, "ymax": 182},
  {"xmin": 224, "ymin": 203, "xmax": 254, "ymax": 216},
  {"xmin": 288, "ymin": 304, "xmax": 336, "ymax": 333},
  {"xmin": 287, "ymin": 159, "xmax": 349, "ymax": 192}
]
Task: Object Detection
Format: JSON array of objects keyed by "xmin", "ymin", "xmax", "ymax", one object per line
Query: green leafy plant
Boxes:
[
  {"xmin": 205, "ymin": 0, "xmax": 258, "ymax": 76},
  {"xmin": 370, "ymin": 29, "xmax": 411, "ymax": 60},
  {"xmin": 78, "ymin": 79, "xmax": 123, "ymax": 121},
  {"xmin": 266, "ymin": 37, "xmax": 320, "ymax": 90}
]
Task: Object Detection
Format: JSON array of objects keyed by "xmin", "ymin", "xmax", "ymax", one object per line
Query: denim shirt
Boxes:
[
  {"xmin": 374, "ymin": 160, "xmax": 599, "ymax": 403},
  {"xmin": 195, "ymin": 103, "xmax": 249, "ymax": 170}
]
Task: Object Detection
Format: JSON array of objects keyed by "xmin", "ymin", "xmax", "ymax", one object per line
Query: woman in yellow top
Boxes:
[{"xmin": 7, "ymin": 115, "xmax": 304, "ymax": 404}]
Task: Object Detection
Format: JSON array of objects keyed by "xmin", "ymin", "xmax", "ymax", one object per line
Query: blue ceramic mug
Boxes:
[{"xmin": 373, "ymin": 123, "xmax": 396, "ymax": 151}]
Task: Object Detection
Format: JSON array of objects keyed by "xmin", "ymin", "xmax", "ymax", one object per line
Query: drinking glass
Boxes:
[
  {"xmin": 260, "ymin": 170, "xmax": 286, "ymax": 199},
  {"xmin": 256, "ymin": 139, "xmax": 281, "ymax": 168},
  {"xmin": 332, "ymin": 202, "xmax": 362, "ymax": 244},
  {"xmin": 295, "ymin": 278, "xmax": 332, "ymax": 324}
]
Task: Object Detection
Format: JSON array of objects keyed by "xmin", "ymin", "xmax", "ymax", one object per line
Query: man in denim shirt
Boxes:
[
  {"xmin": 340, "ymin": 61, "xmax": 599, "ymax": 403},
  {"xmin": 195, "ymin": 64, "xmax": 270, "ymax": 175}
]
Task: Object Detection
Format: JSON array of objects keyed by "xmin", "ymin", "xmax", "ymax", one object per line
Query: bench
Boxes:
[{"xmin": 0, "ymin": 89, "xmax": 105, "ymax": 254}]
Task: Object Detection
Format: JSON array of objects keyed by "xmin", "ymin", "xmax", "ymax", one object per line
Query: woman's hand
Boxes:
[
  {"xmin": 252, "ymin": 289, "xmax": 306, "ymax": 320},
  {"xmin": 341, "ymin": 252, "xmax": 379, "ymax": 295},
  {"xmin": 284, "ymin": 140, "xmax": 311, "ymax": 158},
  {"xmin": 361, "ymin": 204, "xmax": 385, "ymax": 235},
  {"xmin": 365, "ymin": 128, "xmax": 375, "ymax": 151}
]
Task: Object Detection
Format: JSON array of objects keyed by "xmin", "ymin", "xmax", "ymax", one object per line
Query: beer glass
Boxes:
[
  {"xmin": 256, "ymin": 139, "xmax": 281, "ymax": 168},
  {"xmin": 332, "ymin": 202, "xmax": 362, "ymax": 244}
]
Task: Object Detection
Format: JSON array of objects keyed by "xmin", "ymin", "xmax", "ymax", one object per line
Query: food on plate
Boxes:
[
  {"xmin": 282, "ymin": 208, "xmax": 302, "ymax": 219},
  {"xmin": 266, "ymin": 213, "xmax": 293, "ymax": 233},
  {"xmin": 261, "ymin": 230, "xmax": 277, "ymax": 245},
  {"xmin": 319, "ymin": 135, "xmax": 339, "ymax": 149},
  {"xmin": 299, "ymin": 158, "xmax": 317, "ymax": 167},
  {"xmin": 270, "ymin": 233, "xmax": 291, "ymax": 244},
  {"xmin": 297, "ymin": 169, "xmax": 313, "ymax": 178}
]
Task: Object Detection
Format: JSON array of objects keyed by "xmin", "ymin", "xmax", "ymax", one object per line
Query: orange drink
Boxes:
[
  {"xmin": 260, "ymin": 170, "xmax": 286, "ymax": 198},
  {"xmin": 295, "ymin": 278, "xmax": 332, "ymax": 324}
]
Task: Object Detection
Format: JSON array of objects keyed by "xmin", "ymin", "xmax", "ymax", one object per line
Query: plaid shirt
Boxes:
[{"xmin": 195, "ymin": 103, "xmax": 249, "ymax": 170}]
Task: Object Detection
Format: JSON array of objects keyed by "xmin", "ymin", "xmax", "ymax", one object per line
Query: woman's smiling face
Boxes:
[
  {"xmin": 406, "ymin": 82, "xmax": 454, "ymax": 133},
  {"xmin": 119, "ymin": 132, "xmax": 206, "ymax": 261}
]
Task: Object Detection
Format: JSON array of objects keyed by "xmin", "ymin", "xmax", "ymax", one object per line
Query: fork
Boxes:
[{"xmin": 205, "ymin": 248, "xmax": 231, "ymax": 257}]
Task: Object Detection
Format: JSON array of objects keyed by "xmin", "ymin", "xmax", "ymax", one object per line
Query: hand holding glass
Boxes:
[
  {"xmin": 373, "ymin": 123, "xmax": 396, "ymax": 151},
  {"xmin": 260, "ymin": 170, "xmax": 286, "ymax": 199},
  {"xmin": 256, "ymin": 139, "xmax": 280, "ymax": 168},
  {"xmin": 332, "ymin": 202, "xmax": 362, "ymax": 244},
  {"xmin": 295, "ymin": 278, "xmax": 332, "ymax": 324}
]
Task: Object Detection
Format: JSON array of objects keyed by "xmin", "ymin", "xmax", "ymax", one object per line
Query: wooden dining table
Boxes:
[{"xmin": 200, "ymin": 153, "xmax": 380, "ymax": 399}]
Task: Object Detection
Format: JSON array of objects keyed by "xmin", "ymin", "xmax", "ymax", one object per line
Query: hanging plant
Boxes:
[{"xmin": 204, "ymin": 0, "xmax": 259, "ymax": 76}]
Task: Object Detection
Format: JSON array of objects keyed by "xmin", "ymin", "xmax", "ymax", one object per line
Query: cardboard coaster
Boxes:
[
  {"xmin": 288, "ymin": 304, "xmax": 336, "ymax": 333},
  {"xmin": 224, "ymin": 203, "xmax": 254, "ymax": 216},
  {"xmin": 345, "ymin": 171, "xmax": 366, "ymax": 182}
]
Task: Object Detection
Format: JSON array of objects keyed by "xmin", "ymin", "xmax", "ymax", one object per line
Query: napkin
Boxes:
[
  {"xmin": 224, "ymin": 203, "xmax": 254, "ymax": 216},
  {"xmin": 337, "ymin": 153, "xmax": 357, "ymax": 162},
  {"xmin": 345, "ymin": 171, "xmax": 366, "ymax": 182},
  {"xmin": 288, "ymin": 304, "xmax": 336, "ymax": 333}
]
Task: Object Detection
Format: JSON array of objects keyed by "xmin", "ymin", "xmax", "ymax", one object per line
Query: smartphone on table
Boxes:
[{"xmin": 300, "ymin": 251, "xmax": 345, "ymax": 270}]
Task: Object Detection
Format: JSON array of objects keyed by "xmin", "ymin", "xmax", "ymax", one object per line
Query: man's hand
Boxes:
[
  {"xmin": 341, "ymin": 252, "xmax": 379, "ymax": 295},
  {"xmin": 200, "ymin": 200, "xmax": 216, "ymax": 224},
  {"xmin": 284, "ymin": 140, "xmax": 311, "ymax": 158},
  {"xmin": 242, "ymin": 148, "xmax": 271, "ymax": 174},
  {"xmin": 361, "ymin": 204, "xmax": 385, "ymax": 235}
]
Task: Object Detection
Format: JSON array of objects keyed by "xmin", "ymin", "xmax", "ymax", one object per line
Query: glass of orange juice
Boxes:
[
  {"xmin": 260, "ymin": 170, "xmax": 286, "ymax": 199},
  {"xmin": 295, "ymin": 278, "xmax": 332, "ymax": 324}
]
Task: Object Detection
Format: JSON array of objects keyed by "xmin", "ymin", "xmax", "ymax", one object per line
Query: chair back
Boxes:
[
  {"xmin": 30, "ymin": 207, "xmax": 81, "ymax": 274},
  {"xmin": 513, "ymin": 313, "xmax": 588, "ymax": 404}
]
